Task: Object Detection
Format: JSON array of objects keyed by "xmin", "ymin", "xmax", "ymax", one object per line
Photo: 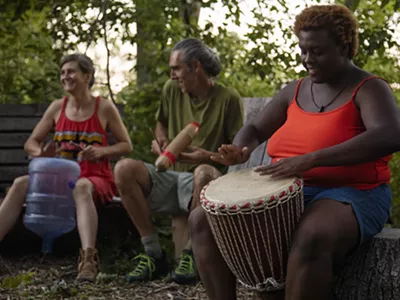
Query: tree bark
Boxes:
[{"xmin": 333, "ymin": 228, "xmax": 400, "ymax": 300}]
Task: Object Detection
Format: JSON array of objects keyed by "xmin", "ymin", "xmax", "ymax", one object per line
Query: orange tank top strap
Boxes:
[
  {"xmin": 292, "ymin": 78, "xmax": 305, "ymax": 103},
  {"xmin": 350, "ymin": 76, "xmax": 385, "ymax": 100}
]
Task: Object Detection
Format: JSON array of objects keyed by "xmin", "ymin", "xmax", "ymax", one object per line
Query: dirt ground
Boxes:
[{"xmin": 0, "ymin": 254, "xmax": 258, "ymax": 300}]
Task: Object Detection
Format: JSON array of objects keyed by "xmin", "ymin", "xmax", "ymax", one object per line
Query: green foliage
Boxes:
[
  {"xmin": 337, "ymin": 0, "xmax": 400, "ymax": 84},
  {"xmin": 118, "ymin": 79, "xmax": 167, "ymax": 163},
  {"xmin": 1, "ymin": 271, "xmax": 35, "ymax": 289},
  {"xmin": 0, "ymin": 7, "xmax": 62, "ymax": 103}
]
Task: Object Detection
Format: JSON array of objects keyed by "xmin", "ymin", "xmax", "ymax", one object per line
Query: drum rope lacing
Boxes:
[{"xmin": 201, "ymin": 178, "xmax": 304, "ymax": 292}]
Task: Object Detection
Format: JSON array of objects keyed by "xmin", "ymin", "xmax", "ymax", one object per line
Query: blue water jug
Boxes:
[{"xmin": 23, "ymin": 157, "xmax": 81, "ymax": 253}]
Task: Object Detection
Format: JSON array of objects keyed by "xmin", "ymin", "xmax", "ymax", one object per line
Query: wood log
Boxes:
[{"xmin": 333, "ymin": 228, "xmax": 400, "ymax": 300}]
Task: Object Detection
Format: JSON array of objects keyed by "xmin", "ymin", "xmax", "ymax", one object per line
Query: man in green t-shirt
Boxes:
[{"xmin": 114, "ymin": 38, "xmax": 244, "ymax": 284}]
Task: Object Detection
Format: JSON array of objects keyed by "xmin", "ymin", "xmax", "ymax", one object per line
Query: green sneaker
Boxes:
[
  {"xmin": 171, "ymin": 249, "xmax": 198, "ymax": 285},
  {"xmin": 126, "ymin": 252, "xmax": 169, "ymax": 282}
]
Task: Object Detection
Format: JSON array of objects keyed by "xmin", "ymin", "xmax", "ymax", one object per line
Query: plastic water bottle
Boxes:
[{"xmin": 23, "ymin": 157, "xmax": 81, "ymax": 254}]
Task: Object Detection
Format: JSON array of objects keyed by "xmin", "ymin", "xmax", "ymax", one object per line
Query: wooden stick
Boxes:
[
  {"xmin": 69, "ymin": 141, "xmax": 85, "ymax": 150},
  {"xmin": 148, "ymin": 127, "xmax": 162, "ymax": 149}
]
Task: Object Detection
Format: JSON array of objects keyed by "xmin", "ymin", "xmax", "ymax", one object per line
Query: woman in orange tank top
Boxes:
[{"xmin": 190, "ymin": 4, "xmax": 400, "ymax": 300}]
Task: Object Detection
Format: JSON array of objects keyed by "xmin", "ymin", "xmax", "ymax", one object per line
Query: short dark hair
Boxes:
[
  {"xmin": 60, "ymin": 53, "xmax": 96, "ymax": 88},
  {"xmin": 294, "ymin": 4, "xmax": 359, "ymax": 59},
  {"xmin": 172, "ymin": 38, "xmax": 222, "ymax": 77}
]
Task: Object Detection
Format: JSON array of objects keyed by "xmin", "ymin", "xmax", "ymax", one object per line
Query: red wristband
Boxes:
[
  {"xmin": 161, "ymin": 150, "xmax": 176, "ymax": 164},
  {"xmin": 191, "ymin": 122, "xmax": 200, "ymax": 128}
]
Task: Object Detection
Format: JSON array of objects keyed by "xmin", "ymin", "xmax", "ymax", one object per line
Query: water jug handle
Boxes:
[{"xmin": 68, "ymin": 180, "xmax": 76, "ymax": 190}]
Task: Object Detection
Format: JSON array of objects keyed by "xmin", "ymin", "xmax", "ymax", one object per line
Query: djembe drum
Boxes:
[{"xmin": 200, "ymin": 167, "xmax": 304, "ymax": 292}]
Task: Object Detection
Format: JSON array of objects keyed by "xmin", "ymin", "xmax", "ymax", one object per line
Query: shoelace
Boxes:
[
  {"xmin": 176, "ymin": 253, "xmax": 194, "ymax": 274},
  {"xmin": 129, "ymin": 254, "xmax": 156, "ymax": 278}
]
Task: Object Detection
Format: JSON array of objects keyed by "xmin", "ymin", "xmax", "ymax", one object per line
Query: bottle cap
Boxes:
[{"xmin": 68, "ymin": 180, "xmax": 76, "ymax": 189}]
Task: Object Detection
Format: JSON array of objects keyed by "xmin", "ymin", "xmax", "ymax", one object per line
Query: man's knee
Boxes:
[
  {"xmin": 193, "ymin": 165, "xmax": 221, "ymax": 196},
  {"xmin": 193, "ymin": 164, "xmax": 221, "ymax": 183},
  {"xmin": 114, "ymin": 158, "xmax": 145, "ymax": 184}
]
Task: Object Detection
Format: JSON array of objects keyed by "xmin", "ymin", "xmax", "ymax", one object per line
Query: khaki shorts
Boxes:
[{"xmin": 144, "ymin": 162, "xmax": 193, "ymax": 216}]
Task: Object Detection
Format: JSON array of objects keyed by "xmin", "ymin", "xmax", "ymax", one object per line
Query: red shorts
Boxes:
[{"xmin": 86, "ymin": 176, "xmax": 117, "ymax": 205}]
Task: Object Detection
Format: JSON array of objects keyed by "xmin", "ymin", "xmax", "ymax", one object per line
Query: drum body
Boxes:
[{"xmin": 200, "ymin": 167, "xmax": 304, "ymax": 292}]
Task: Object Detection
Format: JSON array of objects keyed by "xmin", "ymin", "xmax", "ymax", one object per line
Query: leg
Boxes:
[
  {"xmin": 175, "ymin": 164, "xmax": 221, "ymax": 253},
  {"xmin": 0, "ymin": 175, "xmax": 29, "ymax": 241},
  {"xmin": 172, "ymin": 215, "xmax": 189, "ymax": 260},
  {"xmin": 73, "ymin": 178, "xmax": 97, "ymax": 249},
  {"xmin": 114, "ymin": 159, "xmax": 175, "ymax": 281},
  {"xmin": 186, "ymin": 164, "xmax": 221, "ymax": 251},
  {"xmin": 73, "ymin": 178, "xmax": 99, "ymax": 282},
  {"xmin": 190, "ymin": 164, "xmax": 221, "ymax": 212},
  {"xmin": 171, "ymin": 165, "xmax": 222, "ymax": 285},
  {"xmin": 114, "ymin": 158, "xmax": 154, "ymax": 238},
  {"xmin": 189, "ymin": 206, "xmax": 237, "ymax": 299},
  {"xmin": 285, "ymin": 199, "xmax": 359, "ymax": 300}
]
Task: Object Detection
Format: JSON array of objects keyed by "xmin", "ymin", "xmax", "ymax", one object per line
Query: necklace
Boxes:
[{"xmin": 310, "ymin": 82, "xmax": 348, "ymax": 113}]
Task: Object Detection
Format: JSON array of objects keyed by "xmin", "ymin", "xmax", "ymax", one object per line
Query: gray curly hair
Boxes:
[{"xmin": 172, "ymin": 38, "xmax": 222, "ymax": 77}]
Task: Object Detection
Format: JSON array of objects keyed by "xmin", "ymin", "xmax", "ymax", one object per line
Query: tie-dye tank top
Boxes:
[{"xmin": 54, "ymin": 96, "xmax": 114, "ymax": 181}]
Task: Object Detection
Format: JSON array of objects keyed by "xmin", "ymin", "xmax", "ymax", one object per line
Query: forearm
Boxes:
[
  {"xmin": 155, "ymin": 121, "xmax": 168, "ymax": 142},
  {"xmin": 201, "ymin": 149, "xmax": 220, "ymax": 164},
  {"xmin": 101, "ymin": 142, "xmax": 132, "ymax": 158},
  {"xmin": 313, "ymin": 128, "xmax": 400, "ymax": 167},
  {"xmin": 24, "ymin": 139, "xmax": 41, "ymax": 156},
  {"xmin": 232, "ymin": 124, "xmax": 263, "ymax": 153}
]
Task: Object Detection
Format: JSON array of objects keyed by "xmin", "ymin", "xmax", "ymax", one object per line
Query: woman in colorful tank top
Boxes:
[
  {"xmin": 0, "ymin": 54, "xmax": 132, "ymax": 282},
  {"xmin": 190, "ymin": 5, "xmax": 400, "ymax": 300}
]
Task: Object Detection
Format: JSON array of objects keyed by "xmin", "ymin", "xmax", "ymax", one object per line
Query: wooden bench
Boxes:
[{"xmin": 0, "ymin": 104, "xmax": 49, "ymax": 194}]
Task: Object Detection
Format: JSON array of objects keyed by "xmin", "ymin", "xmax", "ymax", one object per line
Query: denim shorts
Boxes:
[{"xmin": 303, "ymin": 184, "xmax": 392, "ymax": 246}]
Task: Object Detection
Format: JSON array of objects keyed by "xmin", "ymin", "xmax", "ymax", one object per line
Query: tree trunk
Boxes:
[
  {"xmin": 181, "ymin": 0, "xmax": 201, "ymax": 36},
  {"xmin": 135, "ymin": 0, "xmax": 202, "ymax": 86},
  {"xmin": 136, "ymin": 4, "xmax": 150, "ymax": 87},
  {"xmin": 333, "ymin": 228, "xmax": 400, "ymax": 300},
  {"xmin": 344, "ymin": 0, "xmax": 361, "ymax": 11}
]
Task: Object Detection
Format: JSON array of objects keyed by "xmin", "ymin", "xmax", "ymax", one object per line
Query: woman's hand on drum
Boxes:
[
  {"xmin": 210, "ymin": 144, "xmax": 250, "ymax": 166},
  {"xmin": 255, "ymin": 153, "xmax": 316, "ymax": 178}
]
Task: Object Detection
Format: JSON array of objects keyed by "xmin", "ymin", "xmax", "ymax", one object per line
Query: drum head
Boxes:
[{"xmin": 203, "ymin": 167, "xmax": 301, "ymax": 207}]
